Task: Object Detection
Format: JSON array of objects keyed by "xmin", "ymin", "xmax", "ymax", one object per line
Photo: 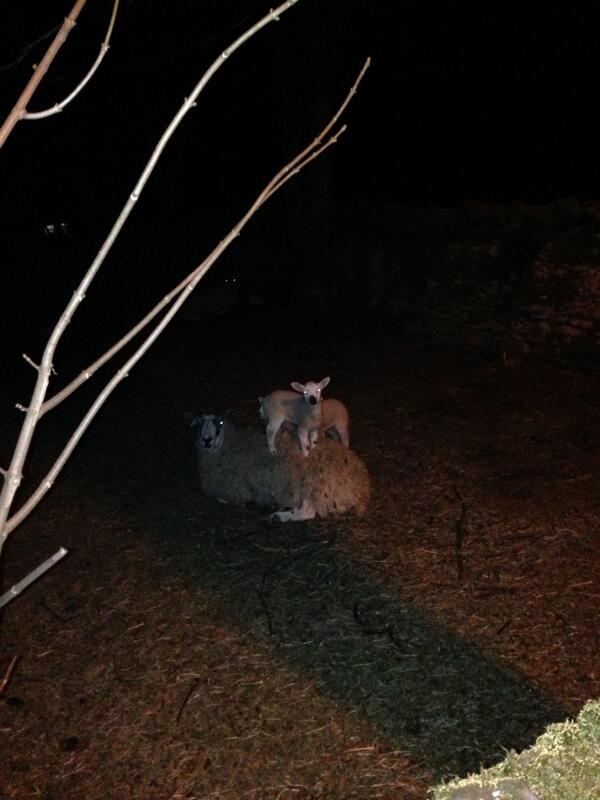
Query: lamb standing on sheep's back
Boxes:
[
  {"xmin": 259, "ymin": 377, "xmax": 330, "ymax": 456},
  {"xmin": 192, "ymin": 413, "xmax": 370, "ymax": 522}
]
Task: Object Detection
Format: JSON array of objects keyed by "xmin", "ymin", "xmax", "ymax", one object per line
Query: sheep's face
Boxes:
[
  {"xmin": 290, "ymin": 376, "xmax": 330, "ymax": 406},
  {"xmin": 196, "ymin": 414, "xmax": 225, "ymax": 453}
]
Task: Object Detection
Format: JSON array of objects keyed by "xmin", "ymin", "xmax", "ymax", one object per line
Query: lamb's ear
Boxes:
[
  {"xmin": 290, "ymin": 382, "xmax": 305, "ymax": 394},
  {"xmin": 319, "ymin": 377, "xmax": 331, "ymax": 390}
]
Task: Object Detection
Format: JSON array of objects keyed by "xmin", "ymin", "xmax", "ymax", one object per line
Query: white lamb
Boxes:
[
  {"xmin": 259, "ymin": 377, "xmax": 330, "ymax": 457},
  {"xmin": 277, "ymin": 397, "xmax": 350, "ymax": 446},
  {"xmin": 192, "ymin": 412, "xmax": 370, "ymax": 522}
]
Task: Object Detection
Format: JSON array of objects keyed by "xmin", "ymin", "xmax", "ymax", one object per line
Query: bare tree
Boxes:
[{"xmin": 0, "ymin": 0, "xmax": 370, "ymax": 605}]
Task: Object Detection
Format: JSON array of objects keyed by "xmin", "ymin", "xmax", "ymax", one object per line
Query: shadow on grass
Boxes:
[
  {"xmin": 148, "ymin": 499, "xmax": 565, "ymax": 780},
  {"xmin": 73, "ymin": 366, "xmax": 566, "ymax": 782}
]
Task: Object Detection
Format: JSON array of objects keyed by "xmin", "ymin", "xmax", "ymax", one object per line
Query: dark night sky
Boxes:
[
  {"xmin": 3, "ymin": 0, "xmax": 600, "ymax": 209},
  {"xmin": 2, "ymin": 0, "xmax": 600, "ymax": 341}
]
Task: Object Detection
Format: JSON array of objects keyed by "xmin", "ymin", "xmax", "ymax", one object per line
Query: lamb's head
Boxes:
[
  {"xmin": 290, "ymin": 376, "xmax": 330, "ymax": 407},
  {"xmin": 192, "ymin": 413, "xmax": 226, "ymax": 453}
]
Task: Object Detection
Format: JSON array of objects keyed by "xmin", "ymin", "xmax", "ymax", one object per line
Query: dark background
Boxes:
[{"xmin": 2, "ymin": 0, "xmax": 600, "ymax": 348}]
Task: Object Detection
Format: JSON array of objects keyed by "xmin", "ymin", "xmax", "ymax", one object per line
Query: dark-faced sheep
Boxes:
[{"xmin": 192, "ymin": 413, "xmax": 369, "ymax": 522}]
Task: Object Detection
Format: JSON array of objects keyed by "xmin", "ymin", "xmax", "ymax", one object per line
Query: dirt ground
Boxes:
[{"xmin": 1, "ymin": 309, "xmax": 599, "ymax": 799}]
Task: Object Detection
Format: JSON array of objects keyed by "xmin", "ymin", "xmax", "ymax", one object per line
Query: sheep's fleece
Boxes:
[{"xmin": 195, "ymin": 415, "xmax": 370, "ymax": 520}]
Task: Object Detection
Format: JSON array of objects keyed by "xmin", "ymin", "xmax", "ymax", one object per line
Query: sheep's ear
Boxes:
[
  {"xmin": 184, "ymin": 411, "xmax": 200, "ymax": 427},
  {"xmin": 290, "ymin": 381, "xmax": 304, "ymax": 393},
  {"xmin": 319, "ymin": 377, "xmax": 331, "ymax": 390}
]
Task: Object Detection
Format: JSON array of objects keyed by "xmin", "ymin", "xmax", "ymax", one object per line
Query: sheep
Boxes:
[
  {"xmin": 258, "ymin": 377, "xmax": 330, "ymax": 457},
  {"xmin": 321, "ymin": 398, "xmax": 350, "ymax": 447},
  {"xmin": 191, "ymin": 412, "xmax": 370, "ymax": 522}
]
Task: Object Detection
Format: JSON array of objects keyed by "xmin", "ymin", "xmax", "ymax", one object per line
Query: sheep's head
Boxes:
[
  {"xmin": 290, "ymin": 376, "xmax": 330, "ymax": 406},
  {"xmin": 192, "ymin": 413, "xmax": 225, "ymax": 453}
]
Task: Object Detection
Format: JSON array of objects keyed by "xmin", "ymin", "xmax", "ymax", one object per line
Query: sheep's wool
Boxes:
[{"xmin": 196, "ymin": 418, "xmax": 370, "ymax": 520}]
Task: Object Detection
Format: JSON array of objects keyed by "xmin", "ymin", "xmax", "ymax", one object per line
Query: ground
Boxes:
[{"xmin": 1, "ymin": 309, "xmax": 599, "ymax": 799}]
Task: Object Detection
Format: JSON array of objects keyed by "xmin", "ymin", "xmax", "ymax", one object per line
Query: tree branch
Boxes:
[
  {"xmin": 39, "ymin": 57, "xmax": 370, "ymax": 417},
  {"xmin": 0, "ymin": 0, "xmax": 88, "ymax": 149},
  {"xmin": 5, "ymin": 57, "xmax": 370, "ymax": 535},
  {"xmin": 0, "ymin": 548, "xmax": 68, "ymax": 608},
  {"xmin": 0, "ymin": 0, "xmax": 303, "ymax": 551},
  {"xmin": 23, "ymin": 0, "xmax": 121, "ymax": 121}
]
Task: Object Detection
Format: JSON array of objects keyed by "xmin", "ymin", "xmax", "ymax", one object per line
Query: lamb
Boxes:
[
  {"xmin": 258, "ymin": 377, "xmax": 330, "ymax": 457},
  {"xmin": 279, "ymin": 397, "xmax": 350, "ymax": 445},
  {"xmin": 192, "ymin": 412, "xmax": 370, "ymax": 522},
  {"xmin": 259, "ymin": 393, "xmax": 350, "ymax": 452},
  {"xmin": 321, "ymin": 398, "xmax": 350, "ymax": 448}
]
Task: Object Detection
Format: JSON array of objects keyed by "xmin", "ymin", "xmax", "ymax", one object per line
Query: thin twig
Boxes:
[
  {"xmin": 40, "ymin": 59, "xmax": 370, "ymax": 417},
  {"xmin": 353, "ymin": 600, "xmax": 406, "ymax": 652},
  {"xmin": 24, "ymin": 0, "xmax": 121, "ymax": 120},
  {"xmin": 0, "ymin": 0, "xmax": 88, "ymax": 149},
  {"xmin": 22, "ymin": 354, "xmax": 40, "ymax": 371},
  {"xmin": 176, "ymin": 679, "xmax": 200, "ymax": 723},
  {"xmin": 0, "ymin": 655, "xmax": 20, "ymax": 696},
  {"xmin": 0, "ymin": 548, "xmax": 68, "ymax": 607},
  {"xmin": 5, "ymin": 124, "xmax": 353, "ymax": 535},
  {"xmin": 495, "ymin": 618, "xmax": 512, "ymax": 636},
  {"xmin": 0, "ymin": 0, "xmax": 304, "ymax": 548}
]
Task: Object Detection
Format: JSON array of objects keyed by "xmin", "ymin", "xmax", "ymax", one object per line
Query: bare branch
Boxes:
[
  {"xmin": 6, "ymin": 58, "xmax": 369, "ymax": 535},
  {"xmin": 23, "ymin": 0, "xmax": 121, "ymax": 121},
  {"xmin": 0, "ymin": 0, "xmax": 88, "ymax": 149},
  {"xmin": 39, "ymin": 59, "xmax": 370, "ymax": 416},
  {"xmin": 0, "ymin": 0, "xmax": 302, "ymax": 550},
  {"xmin": 22, "ymin": 354, "xmax": 40, "ymax": 371},
  {"xmin": 0, "ymin": 548, "xmax": 68, "ymax": 608}
]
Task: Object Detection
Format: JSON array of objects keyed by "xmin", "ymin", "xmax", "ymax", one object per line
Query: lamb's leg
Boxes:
[
  {"xmin": 271, "ymin": 499, "xmax": 316, "ymax": 522},
  {"xmin": 297, "ymin": 426, "xmax": 311, "ymax": 457},
  {"xmin": 266, "ymin": 422, "xmax": 280, "ymax": 455},
  {"xmin": 340, "ymin": 428, "xmax": 350, "ymax": 447}
]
